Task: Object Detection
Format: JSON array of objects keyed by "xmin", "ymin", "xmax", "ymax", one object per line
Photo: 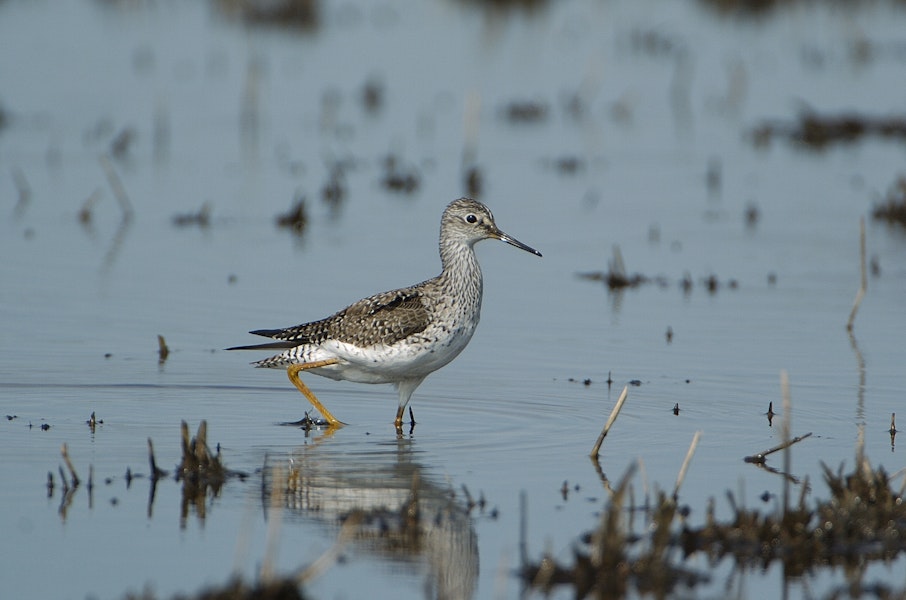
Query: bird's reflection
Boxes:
[{"xmin": 263, "ymin": 442, "xmax": 479, "ymax": 600}]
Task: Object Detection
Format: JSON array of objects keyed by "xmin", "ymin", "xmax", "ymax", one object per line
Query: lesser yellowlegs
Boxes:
[{"xmin": 228, "ymin": 198, "xmax": 541, "ymax": 428}]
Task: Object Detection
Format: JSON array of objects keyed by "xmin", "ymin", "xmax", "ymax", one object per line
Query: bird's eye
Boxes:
[{"xmin": 465, "ymin": 214, "xmax": 478, "ymax": 224}]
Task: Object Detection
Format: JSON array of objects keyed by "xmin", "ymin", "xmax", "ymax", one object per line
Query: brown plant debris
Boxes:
[
  {"xmin": 275, "ymin": 196, "xmax": 308, "ymax": 234},
  {"xmin": 577, "ymin": 245, "xmax": 648, "ymax": 290},
  {"xmin": 321, "ymin": 164, "xmax": 346, "ymax": 211},
  {"xmin": 87, "ymin": 411, "xmax": 103, "ymax": 432},
  {"xmin": 872, "ymin": 175, "xmax": 906, "ymax": 227},
  {"xmin": 579, "ymin": 247, "xmax": 740, "ymax": 293},
  {"xmin": 177, "ymin": 421, "xmax": 227, "ymax": 484},
  {"xmin": 520, "ymin": 455, "xmax": 906, "ymax": 597},
  {"xmin": 521, "ymin": 464, "xmax": 710, "ymax": 597},
  {"xmin": 751, "ymin": 111, "xmax": 906, "ymax": 150},
  {"xmin": 701, "ymin": 0, "xmax": 906, "ymax": 17},
  {"xmin": 157, "ymin": 335, "xmax": 170, "ymax": 363},
  {"xmin": 213, "ymin": 0, "xmax": 319, "ymax": 30},
  {"xmin": 380, "ymin": 155, "xmax": 420, "ymax": 194},
  {"xmin": 61, "ymin": 443, "xmax": 81, "ymax": 487},
  {"xmin": 697, "ymin": 0, "xmax": 791, "ymax": 16},
  {"xmin": 173, "ymin": 422, "xmax": 247, "ymax": 527},
  {"xmin": 501, "ymin": 99, "xmax": 549, "ymax": 123},
  {"xmin": 171, "ymin": 203, "xmax": 211, "ymax": 228}
]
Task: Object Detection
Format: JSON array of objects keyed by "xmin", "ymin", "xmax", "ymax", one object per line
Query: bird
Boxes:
[{"xmin": 228, "ymin": 198, "xmax": 541, "ymax": 429}]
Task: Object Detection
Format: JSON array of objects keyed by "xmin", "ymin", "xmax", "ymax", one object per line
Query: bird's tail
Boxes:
[{"xmin": 225, "ymin": 341, "xmax": 297, "ymax": 351}]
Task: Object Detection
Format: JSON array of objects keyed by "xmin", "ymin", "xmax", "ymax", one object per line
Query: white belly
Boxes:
[{"xmin": 306, "ymin": 324, "xmax": 477, "ymax": 384}]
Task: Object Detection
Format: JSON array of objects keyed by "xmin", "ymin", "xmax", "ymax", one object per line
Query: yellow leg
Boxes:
[
  {"xmin": 394, "ymin": 405, "xmax": 405, "ymax": 429},
  {"xmin": 286, "ymin": 360, "xmax": 343, "ymax": 427}
]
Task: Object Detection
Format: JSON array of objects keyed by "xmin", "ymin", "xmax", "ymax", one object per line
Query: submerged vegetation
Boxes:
[
  {"xmin": 524, "ymin": 383, "xmax": 906, "ymax": 597},
  {"xmin": 521, "ymin": 453, "xmax": 906, "ymax": 598}
]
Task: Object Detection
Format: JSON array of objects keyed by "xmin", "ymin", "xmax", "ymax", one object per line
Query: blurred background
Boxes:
[{"xmin": 2, "ymin": 1, "xmax": 905, "ymax": 598}]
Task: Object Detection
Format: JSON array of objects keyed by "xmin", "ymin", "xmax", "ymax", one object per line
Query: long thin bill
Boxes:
[{"xmin": 497, "ymin": 230, "xmax": 542, "ymax": 257}]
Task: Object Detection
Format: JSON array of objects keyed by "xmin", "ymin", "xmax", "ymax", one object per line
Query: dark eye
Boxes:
[{"xmin": 465, "ymin": 214, "xmax": 478, "ymax": 224}]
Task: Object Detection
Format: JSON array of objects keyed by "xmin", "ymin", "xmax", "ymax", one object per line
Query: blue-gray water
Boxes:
[{"xmin": 2, "ymin": 1, "xmax": 905, "ymax": 598}]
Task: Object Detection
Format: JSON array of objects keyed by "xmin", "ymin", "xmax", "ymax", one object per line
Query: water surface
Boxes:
[{"xmin": 2, "ymin": 1, "xmax": 906, "ymax": 598}]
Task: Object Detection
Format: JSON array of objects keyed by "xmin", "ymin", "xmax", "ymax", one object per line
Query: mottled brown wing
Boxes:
[
  {"xmin": 329, "ymin": 287, "xmax": 430, "ymax": 346},
  {"xmin": 247, "ymin": 286, "xmax": 430, "ymax": 348}
]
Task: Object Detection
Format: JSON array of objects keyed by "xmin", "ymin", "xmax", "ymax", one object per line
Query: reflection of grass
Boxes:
[
  {"xmin": 50, "ymin": 420, "xmax": 480, "ymax": 599},
  {"xmin": 53, "ymin": 422, "xmax": 318, "ymax": 599},
  {"xmin": 520, "ymin": 450, "xmax": 906, "ymax": 598}
]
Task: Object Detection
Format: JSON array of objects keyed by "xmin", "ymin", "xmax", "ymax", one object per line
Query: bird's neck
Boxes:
[{"xmin": 439, "ymin": 241, "xmax": 483, "ymax": 303}]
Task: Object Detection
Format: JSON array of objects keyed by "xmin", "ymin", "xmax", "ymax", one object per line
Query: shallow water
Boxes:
[{"xmin": 2, "ymin": 0, "xmax": 906, "ymax": 598}]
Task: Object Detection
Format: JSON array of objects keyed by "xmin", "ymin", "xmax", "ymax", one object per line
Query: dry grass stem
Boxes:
[
  {"xmin": 846, "ymin": 217, "xmax": 867, "ymax": 331},
  {"xmin": 148, "ymin": 437, "xmax": 168, "ymax": 479},
  {"xmin": 58, "ymin": 466, "xmax": 69, "ymax": 494},
  {"xmin": 744, "ymin": 432, "xmax": 813, "ymax": 466},
  {"xmin": 157, "ymin": 334, "xmax": 170, "ymax": 362},
  {"xmin": 60, "ymin": 443, "xmax": 80, "ymax": 487},
  {"xmin": 590, "ymin": 385, "xmax": 629, "ymax": 458},
  {"xmin": 781, "ymin": 369, "xmax": 792, "ymax": 512},
  {"xmin": 99, "ymin": 154, "xmax": 134, "ymax": 218},
  {"xmin": 672, "ymin": 431, "xmax": 702, "ymax": 501}
]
